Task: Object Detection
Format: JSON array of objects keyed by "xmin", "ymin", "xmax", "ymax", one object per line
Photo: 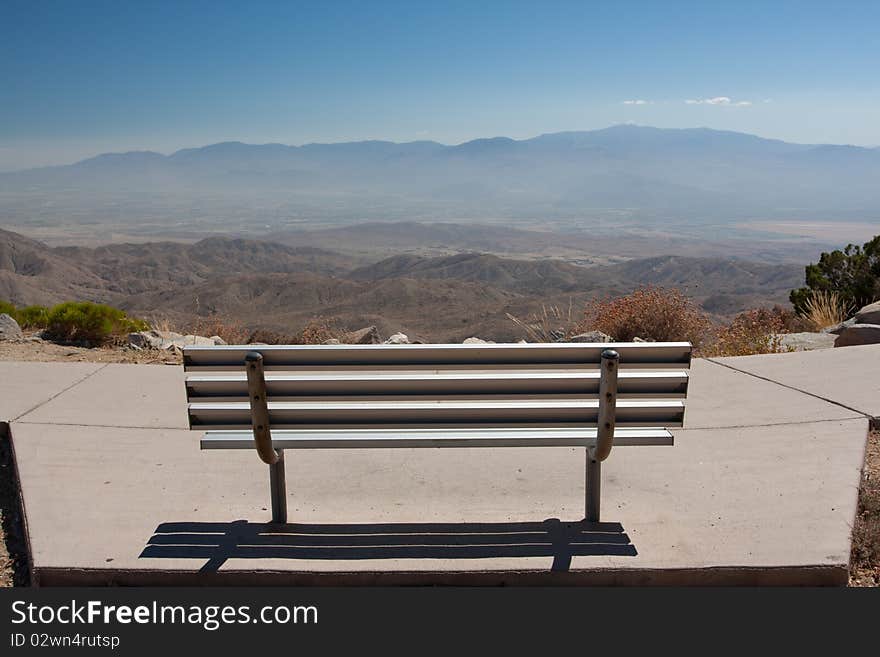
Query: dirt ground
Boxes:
[
  {"xmin": 850, "ymin": 429, "xmax": 880, "ymax": 587},
  {"xmin": 0, "ymin": 336, "xmax": 182, "ymax": 364},
  {"xmin": 0, "ymin": 424, "xmax": 28, "ymax": 586}
]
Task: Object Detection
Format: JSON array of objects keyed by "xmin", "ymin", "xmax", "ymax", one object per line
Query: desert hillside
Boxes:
[{"xmin": 0, "ymin": 227, "xmax": 803, "ymax": 341}]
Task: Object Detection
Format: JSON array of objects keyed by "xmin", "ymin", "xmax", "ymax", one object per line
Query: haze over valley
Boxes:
[{"xmin": 2, "ymin": 125, "xmax": 877, "ymax": 257}]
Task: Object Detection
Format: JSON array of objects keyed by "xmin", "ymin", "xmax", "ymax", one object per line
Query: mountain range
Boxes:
[{"xmin": 2, "ymin": 125, "xmax": 879, "ymax": 224}]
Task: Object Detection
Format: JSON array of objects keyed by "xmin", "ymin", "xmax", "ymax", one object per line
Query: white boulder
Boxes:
[{"xmin": 0, "ymin": 313, "xmax": 23, "ymax": 341}]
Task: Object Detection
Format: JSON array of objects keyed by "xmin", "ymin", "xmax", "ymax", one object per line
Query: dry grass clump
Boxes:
[
  {"xmin": 296, "ymin": 319, "xmax": 346, "ymax": 345},
  {"xmin": 802, "ymin": 290, "xmax": 852, "ymax": 330},
  {"xmin": 702, "ymin": 307, "xmax": 790, "ymax": 357},
  {"xmin": 575, "ymin": 286, "xmax": 712, "ymax": 347},
  {"xmin": 185, "ymin": 316, "xmax": 250, "ymax": 344},
  {"xmin": 246, "ymin": 328, "xmax": 298, "ymax": 345},
  {"xmin": 506, "ymin": 301, "xmax": 576, "ymax": 342}
]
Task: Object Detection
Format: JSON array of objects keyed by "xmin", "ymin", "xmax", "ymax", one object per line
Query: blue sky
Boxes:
[{"xmin": 1, "ymin": 0, "xmax": 879, "ymax": 169}]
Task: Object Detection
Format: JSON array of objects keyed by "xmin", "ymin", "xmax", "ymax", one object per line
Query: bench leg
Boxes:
[
  {"xmin": 269, "ymin": 450, "xmax": 287, "ymax": 523},
  {"xmin": 586, "ymin": 449, "xmax": 601, "ymax": 522}
]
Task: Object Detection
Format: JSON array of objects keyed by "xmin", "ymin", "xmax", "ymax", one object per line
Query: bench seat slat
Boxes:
[
  {"xmin": 188, "ymin": 399, "xmax": 685, "ymax": 429},
  {"xmin": 200, "ymin": 427, "xmax": 674, "ymax": 449},
  {"xmin": 185, "ymin": 370, "xmax": 689, "ymax": 399}
]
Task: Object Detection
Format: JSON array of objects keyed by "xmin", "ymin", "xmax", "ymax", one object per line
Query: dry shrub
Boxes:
[
  {"xmin": 703, "ymin": 307, "xmax": 790, "ymax": 357},
  {"xmin": 185, "ymin": 316, "xmax": 250, "ymax": 344},
  {"xmin": 247, "ymin": 319, "xmax": 344, "ymax": 345},
  {"xmin": 576, "ymin": 286, "xmax": 711, "ymax": 346},
  {"xmin": 506, "ymin": 300, "xmax": 576, "ymax": 342},
  {"xmin": 768, "ymin": 304, "xmax": 814, "ymax": 333},
  {"xmin": 246, "ymin": 328, "xmax": 298, "ymax": 345},
  {"xmin": 802, "ymin": 290, "xmax": 851, "ymax": 330},
  {"xmin": 296, "ymin": 318, "xmax": 344, "ymax": 345}
]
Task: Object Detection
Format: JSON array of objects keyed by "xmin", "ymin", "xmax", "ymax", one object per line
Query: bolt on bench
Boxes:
[{"xmin": 183, "ymin": 342, "xmax": 691, "ymax": 524}]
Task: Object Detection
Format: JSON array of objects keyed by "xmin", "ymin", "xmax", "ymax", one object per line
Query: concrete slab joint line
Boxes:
[
  {"xmin": 706, "ymin": 358, "xmax": 875, "ymax": 423},
  {"xmin": 11, "ymin": 363, "xmax": 110, "ymax": 422}
]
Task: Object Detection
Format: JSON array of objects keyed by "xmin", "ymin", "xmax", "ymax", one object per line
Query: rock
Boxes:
[
  {"xmin": 128, "ymin": 331, "xmax": 159, "ymax": 349},
  {"xmin": 854, "ymin": 300, "xmax": 880, "ymax": 325},
  {"xmin": 178, "ymin": 334, "xmax": 216, "ymax": 347},
  {"xmin": 154, "ymin": 330, "xmax": 183, "ymax": 342},
  {"xmin": 210, "ymin": 335, "xmax": 227, "ymax": 345},
  {"xmin": 775, "ymin": 332, "xmax": 836, "ymax": 351},
  {"xmin": 346, "ymin": 325, "xmax": 381, "ymax": 344},
  {"xmin": 548, "ymin": 329, "xmax": 566, "ymax": 341},
  {"xmin": 384, "ymin": 332, "xmax": 409, "ymax": 344},
  {"xmin": 462, "ymin": 337, "xmax": 495, "ymax": 344},
  {"xmin": 323, "ymin": 338, "xmax": 341, "ymax": 345},
  {"xmin": 822, "ymin": 317, "xmax": 856, "ymax": 335},
  {"xmin": 834, "ymin": 324, "xmax": 880, "ymax": 347},
  {"xmin": 128, "ymin": 330, "xmax": 213, "ymax": 350},
  {"xmin": 0, "ymin": 314, "xmax": 23, "ymax": 341},
  {"xmin": 568, "ymin": 331, "xmax": 612, "ymax": 343},
  {"xmin": 633, "ymin": 336, "xmax": 655, "ymax": 343}
]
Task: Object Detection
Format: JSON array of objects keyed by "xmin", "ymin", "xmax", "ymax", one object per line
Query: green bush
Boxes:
[
  {"xmin": 790, "ymin": 235, "xmax": 880, "ymax": 315},
  {"xmin": 14, "ymin": 305, "xmax": 50, "ymax": 329},
  {"xmin": 43, "ymin": 302, "xmax": 148, "ymax": 345},
  {"xmin": 0, "ymin": 300, "xmax": 15, "ymax": 317}
]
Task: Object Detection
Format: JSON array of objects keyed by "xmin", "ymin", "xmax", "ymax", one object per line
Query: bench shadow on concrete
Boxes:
[{"xmin": 140, "ymin": 519, "xmax": 637, "ymax": 573}]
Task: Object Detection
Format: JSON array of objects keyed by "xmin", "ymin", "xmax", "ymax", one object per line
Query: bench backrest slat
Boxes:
[
  {"xmin": 188, "ymin": 399, "xmax": 686, "ymax": 429},
  {"xmin": 183, "ymin": 342, "xmax": 692, "ymax": 370},
  {"xmin": 185, "ymin": 371, "xmax": 689, "ymax": 400},
  {"xmin": 184, "ymin": 342, "xmax": 691, "ymax": 431}
]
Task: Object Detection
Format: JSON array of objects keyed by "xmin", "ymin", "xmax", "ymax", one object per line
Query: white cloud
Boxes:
[
  {"xmin": 622, "ymin": 99, "xmax": 649, "ymax": 105},
  {"xmin": 685, "ymin": 96, "xmax": 752, "ymax": 107}
]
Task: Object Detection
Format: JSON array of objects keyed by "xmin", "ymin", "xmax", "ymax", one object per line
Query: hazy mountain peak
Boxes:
[{"xmin": 3, "ymin": 125, "xmax": 878, "ymax": 221}]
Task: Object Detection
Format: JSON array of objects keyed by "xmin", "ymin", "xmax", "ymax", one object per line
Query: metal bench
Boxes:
[{"xmin": 183, "ymin": 342, "xmax": 691, "ymax": 524}]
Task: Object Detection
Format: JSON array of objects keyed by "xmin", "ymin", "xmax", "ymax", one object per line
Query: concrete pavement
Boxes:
[
  {"xmin": 710, "ymin": 344, "xmax": 880, "ymax": 426},
  {"xmin": 2, "ymin": 348, "xmax": 874, "ymax": 586},
  {"xmin": 0, "ymin": 361, "xmax": 104, "ymax": 422}
]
